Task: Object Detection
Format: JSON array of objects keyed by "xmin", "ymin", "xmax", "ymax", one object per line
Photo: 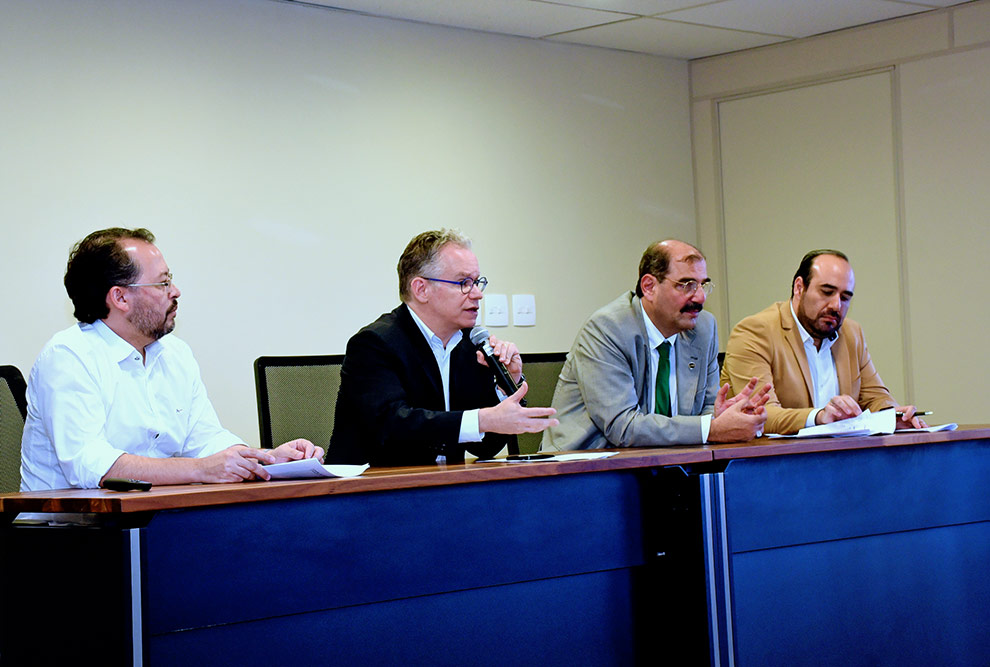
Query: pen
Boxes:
[{"xmin": 896, "ymin": 410, "xmax": 932, "ymax": 416}]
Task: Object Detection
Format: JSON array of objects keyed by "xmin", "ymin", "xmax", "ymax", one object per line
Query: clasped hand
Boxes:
[
  {"xmin": 714, "ymin": 377, "xmax": 771, "ymax": 418},
  {"xmin": 708, "ymin": 377, "xmax": 771, "ymax": 443}
]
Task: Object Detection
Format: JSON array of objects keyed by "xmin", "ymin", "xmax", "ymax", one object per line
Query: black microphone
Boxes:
[{"xmin": 469, "ymin": 326, "xmax": 525, "ymax": 404}]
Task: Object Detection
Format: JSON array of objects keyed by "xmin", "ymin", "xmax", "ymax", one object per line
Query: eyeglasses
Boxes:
[
  {"xmin": 126, "ymin": 273, "xmax": 174, "ymax": 291},
  {"xmin": 664, "ymin": 277, "xmax": 714, "ymax": 296},
  {"xmin": 425, "ymin": 276, "xmax": 488, "ymax": 293}
]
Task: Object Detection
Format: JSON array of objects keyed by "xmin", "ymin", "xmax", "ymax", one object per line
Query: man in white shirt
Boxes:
[
  {"xmin": 543, "ymin": 240, "xmax": 769, "ymax": 451},
  {"xmin": 20, "ymin": 228, "xmax": 322, "ymax": 490},
  {"xmin": 720, "ymin": 249, "xmax": 926, "ymax": 435},
  {"xmin": 327, "ymin": 229, "xmax": 558, "ymax": 466}
]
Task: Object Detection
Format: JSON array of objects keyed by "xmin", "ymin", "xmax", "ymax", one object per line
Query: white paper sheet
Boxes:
[
  {"xmin": 766, "ymin": 409, "xmax": 897, "ymax": 438},
  {"xmin": 264, "ymin": 458, "xmax": 369, "ymax": 479}
]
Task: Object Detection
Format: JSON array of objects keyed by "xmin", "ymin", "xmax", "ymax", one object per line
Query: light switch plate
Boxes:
[
  {"xmin": 484, "ymin": 293, "xmax": 509, "ymax": 327},
  {"xmin": 512, "ymin": 294, "xmax": 536, "ymax": 327}
]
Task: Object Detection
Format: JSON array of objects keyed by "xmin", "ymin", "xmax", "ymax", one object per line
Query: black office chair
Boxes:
[
  {"xmin": 0, "ymin": 365, "xmax": 28, "ymax": 494},
  {"xmin": 517, "ymin": 352, "xmax": 567, "ymax": 454},
  {"xmin": 254, "ymin": 355, "xmax": 344, "ymax": 452}
]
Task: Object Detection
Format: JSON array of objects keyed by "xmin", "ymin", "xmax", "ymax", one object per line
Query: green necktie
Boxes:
[{"xmin": 655, "ymin": 341, "xmax": 671, "ymax": 417}]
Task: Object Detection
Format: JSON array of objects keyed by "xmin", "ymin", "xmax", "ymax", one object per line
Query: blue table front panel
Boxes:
[
  {"xmin": 721, "ymin": 440, "xmax": 990, "ymax": 666},
  {"xmin": 149, "ymin": 569, "xmax": 641, "ymax": 666},
  {"xmin": 142, "ymin": 471, "xmax": 648, "ymax": 635},
  {"xmin": 731, "ymin": 520, "xmax": 990, "ymax": 666},
  {"xmin": 723, "ymin": 441, "xmax": 990, "ymax": 552}
]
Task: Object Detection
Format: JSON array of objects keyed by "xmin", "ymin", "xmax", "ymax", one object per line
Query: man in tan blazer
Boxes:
[{"xmin": 721, "ymin": 250, "xmax": 925, "ymax": 435}]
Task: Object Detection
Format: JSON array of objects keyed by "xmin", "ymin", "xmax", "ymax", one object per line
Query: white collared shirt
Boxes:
[
  {"xmin": 20, "ymin": 320, "xmax": 243, "ymax": 490},
  {"xmin": 790, "ymin": 301, "xmax": 840, "ymax": 427},
  {"xmin": 406, "ymin": 308, "xmax": 482, "ymax": 448},
  {"xmin": 640, "ymin": 305, "xmax": 712, "ymax": 442}
]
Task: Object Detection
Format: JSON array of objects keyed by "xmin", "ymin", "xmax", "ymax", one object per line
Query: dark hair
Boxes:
[
  {"xmin": 636, "ymin": 240, "xmax": 705, "ymax": 297},
  {"xmin": 64, "ymin": 228, "xmax": 156, "ymax": 323},
  {"xmin": 791, "ymin": 249, "xmax": 849, "ymax": 294},
  {"xmin": 396, "ymin": 229, "xmax": 471, "ymax": 301}
]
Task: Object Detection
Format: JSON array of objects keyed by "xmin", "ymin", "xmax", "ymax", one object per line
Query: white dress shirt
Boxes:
[
  {"xmin": 406, "ymin": 308, "xmax": 483, "ymax": 448},
  {"xmin": 20, "ymin": 320, "xmax": 243, "ymax": 490},
  {"xmin": 790, "ymin": 301, "xmax": 840, "ymax": 427},
  {"xmin": 641, "ymin": 305, "xmax": 712, "ymax": 442}
]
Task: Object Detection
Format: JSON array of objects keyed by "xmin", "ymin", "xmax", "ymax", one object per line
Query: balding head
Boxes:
[{"xmin": 636, "ymin": 240, "xmax": 705, "ymax": 297}]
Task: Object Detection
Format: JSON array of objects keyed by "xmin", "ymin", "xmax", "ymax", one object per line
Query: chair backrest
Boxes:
[
  {"xmin": 517, "ymin": 352, "xmax": 567, "ymax": 455},
  {"xmin": 254, "ymin": 355, "xmax": 344, "ymax": 451},
  {"xmin": 0, "ymin": 365, "xmax": 28, "ymax": 494}
]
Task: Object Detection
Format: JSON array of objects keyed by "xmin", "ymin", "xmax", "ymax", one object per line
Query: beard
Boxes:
[
  {"xmin": 129, "ymin": 299, "xmax": 177, "ymax": 341},
  {"xmin": 797, "ymin": 298, "xmax": 841, "ymax": 341}
]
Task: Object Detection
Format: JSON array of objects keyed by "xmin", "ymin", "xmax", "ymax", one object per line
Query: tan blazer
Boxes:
[{"xmin": 720, "ymin": 301, "xmax": 895, "ymax": 435}]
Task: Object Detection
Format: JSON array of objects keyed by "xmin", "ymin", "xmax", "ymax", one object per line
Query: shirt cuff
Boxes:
[
  {"xmin": 88, "ymin": 449, "xmax": 130, "ymax": 490},
  {"xmin": 700, "ymin": 414, "xmax": 712, "ymax": 443},
  {"xmin": 459, "ymin": 409, "xmax": 483, "ymax": 442},
  {"xmin": 805, "ymin": 408, "xmax": 819, "ymax": 428}
]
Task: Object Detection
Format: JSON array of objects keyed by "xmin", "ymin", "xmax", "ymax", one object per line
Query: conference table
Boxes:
[{"xmin": 2, "ymin": 427, "xmax": 989, "ymax": 666}]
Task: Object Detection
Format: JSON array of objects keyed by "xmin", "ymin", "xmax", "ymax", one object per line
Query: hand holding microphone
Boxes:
[
  {"xmin": 471, "ymin": 326, "xmax": 558, "ymax": 435},
  {"xmin": 469, "ymin": 326, "xmax": 524, "ymax": 402}
]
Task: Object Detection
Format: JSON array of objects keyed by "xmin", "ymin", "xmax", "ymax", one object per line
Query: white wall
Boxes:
[
  {"xmin": 691, "ymin": 0, "xmax": 990, "ymax": 423},
  {"xmin": 0, "ymin": 0, "xmax": 695, "ymax": 444},
  {"xmin": 716, "ymin": 72, "xmax": 906, "ymax": 400}
]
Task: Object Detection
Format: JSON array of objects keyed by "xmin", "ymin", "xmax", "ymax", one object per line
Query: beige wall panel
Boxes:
[
  {"xmin": 0, "ymin": 0, "xmax": 694, "ymax": 445},
  {"xmin": 900, "ymin": 47, "xmax": 990, "ymax": 423},
  {"xmin": 691, "ymin": 13, "xmax": 948, "ymax": 100},
  {"xmin": 691, "ymin": 99, "xmax": 730, "ymax": 327},
  {"xmin": 954, "ymin": 2, "xmax": 990, "ymax": 47},
  {"xmin": 718, "ymin": 73, "xmax": 907, "ymax": 400}
]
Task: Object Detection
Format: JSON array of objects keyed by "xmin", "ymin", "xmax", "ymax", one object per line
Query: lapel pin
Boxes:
[{"xmin": 688, "ymin": 362, "xmax": 696, "ymax": 369}]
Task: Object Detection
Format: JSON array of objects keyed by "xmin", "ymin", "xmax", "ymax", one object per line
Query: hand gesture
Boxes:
[{"xmin": 478, "ymin": 382, "xmax": 559, "ymax": 435}]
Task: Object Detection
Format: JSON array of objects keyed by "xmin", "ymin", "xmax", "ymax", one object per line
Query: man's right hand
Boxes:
[
  {"xmin": 814, "ymin": 395, "xmax": 862, "ymax": 425},
  {"xmin": 709, "ymin": 380, "xmax": 768, "ymax": 443},
  {"xmin": 196, "ymin": 446, "xmax": 277, "ymax": 483},
  {"xmin": 478, "ymin": 382, "xmax": 559, "ymax": 435}
]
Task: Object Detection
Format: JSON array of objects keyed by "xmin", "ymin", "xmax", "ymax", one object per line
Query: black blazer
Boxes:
[{"xmin": 328, "ymin": 304, "xmax": 511, "ymax": 467}]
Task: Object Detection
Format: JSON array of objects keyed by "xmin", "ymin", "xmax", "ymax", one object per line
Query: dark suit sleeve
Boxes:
[{"xmin": 329, "ymin": 325, "xmax": 508, "ymax": 466}]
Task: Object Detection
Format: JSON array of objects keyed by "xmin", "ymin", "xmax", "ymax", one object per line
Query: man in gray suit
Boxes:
[{"xmin": 542, "ymin": 240, "xmax": 769, "ymax": 451}]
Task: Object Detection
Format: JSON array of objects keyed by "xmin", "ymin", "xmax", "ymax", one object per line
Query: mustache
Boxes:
[
  {"xmin": 681, "ymin": 302, "xmax": 703, "ymax": 313},
  {"xmin": 167, "ymin": 300, "xmax": 178, "ymax": 315}
]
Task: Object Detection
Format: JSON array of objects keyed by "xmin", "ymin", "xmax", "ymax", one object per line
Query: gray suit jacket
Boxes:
[{"xmin": 542, "ymin": 292, "xmax": 720, "ymax": 451}]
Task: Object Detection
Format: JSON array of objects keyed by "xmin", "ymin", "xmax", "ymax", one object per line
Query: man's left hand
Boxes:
[
  {"xmin": 476, "ymin": 335, "xmax": 524, "ymax": 384},
  {"xmin": 270, "ymin": 439, "xmax": 325, "ymax": 463}
]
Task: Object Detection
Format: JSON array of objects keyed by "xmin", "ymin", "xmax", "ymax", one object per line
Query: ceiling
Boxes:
[{"xmin": 283, "ymin": 0, "xmax": 969, "ymax": 60}]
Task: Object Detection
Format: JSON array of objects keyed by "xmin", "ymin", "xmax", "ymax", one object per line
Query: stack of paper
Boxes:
[
  {"xmin": 795, "ymin": 409, "xmax": 895, "ymax": 438},
  {"xmin": 264, "ymin": 458, "xmax": 369, "ymax": 479},
  {"xmin": 770, "ymin": 409, "xmax": 958, "ymax": 439}
]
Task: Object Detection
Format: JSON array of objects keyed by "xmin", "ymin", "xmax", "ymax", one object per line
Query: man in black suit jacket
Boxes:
[{"xmin": 328, "ymin": 230, "xmax": 558, "ymax": 467}]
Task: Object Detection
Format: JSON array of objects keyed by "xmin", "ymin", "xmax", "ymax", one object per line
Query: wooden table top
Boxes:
[{"xmin": 3, "ymin": 426, "xmax": 986, "ymax": 515}]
